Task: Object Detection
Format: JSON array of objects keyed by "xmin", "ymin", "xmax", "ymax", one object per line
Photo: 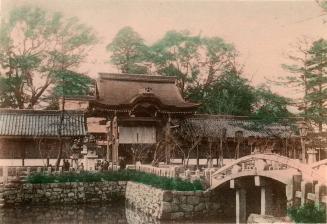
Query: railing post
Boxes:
[
  {"xmin": 3, "ymin": 166, "xmax": 8, "ymax": 184},
  {"xmin": 301, "ymin": 180, "xmax": 313, "ymax": 206},
  {"xmin": 26, "ymin": 167, "xmax": 31, "ymax": 176}
]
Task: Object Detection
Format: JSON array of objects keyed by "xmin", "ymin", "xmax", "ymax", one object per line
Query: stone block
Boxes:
[
  {"xmin": 161, "ymin": 202, "xmax": 173, "ymax": 213},
  {"xmin": 170, "ymin": 212, "xmax": 184, "ymax": 219},
  {"xmin": 163, "ymin": 191, "xmax": 173, "ymax": 202},
  {"xmin": 187, "ymin": 196, "xmax": 200, "ymax": 205},
  {"xmin": 180, "ymin": 204, "xmax": 194, "ymax": 212},
  {"xmin": 247, "ymin": 214, "xmax": 293, "ymax": 224},
  {"xmin": 194, "ymin": 202, "xmax": 205, "ymax": 212},
  {"xmin": 67, "ymin": 192, "xmax": 75, "ymax": 197},
  {"xmin": 179, "ymin": 196, "xmax": 187, "ymax": 203},
  {"xmin": 194, "ymin": 191, "xmax": 203, "ymax": 196},
  {"xmin": 36, "ymin": 189, "xmax": 44, "ymax": 194}
]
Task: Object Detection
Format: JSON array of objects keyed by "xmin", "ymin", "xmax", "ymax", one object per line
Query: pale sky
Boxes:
[{"xmin": 2, "ymin": 0, "xmax": 327, "ymax": 98}]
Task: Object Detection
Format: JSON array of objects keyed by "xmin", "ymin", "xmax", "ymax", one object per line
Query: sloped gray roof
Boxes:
[
  {"xmin": 95, "ymin": 73, "xmax": 199, "ymax": 109},
  {"xmin": 180, "ymin": 115, "xmax": 296, "ymax": 138},
  {"xmin": 0, "ymin": 109, "xmax": 86, "ymax": 137}
]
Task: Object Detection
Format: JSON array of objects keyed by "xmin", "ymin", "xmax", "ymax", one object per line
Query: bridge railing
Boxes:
[{"xmin": 210, "ymin": 153, "xmax": 327, "ymax": 189}]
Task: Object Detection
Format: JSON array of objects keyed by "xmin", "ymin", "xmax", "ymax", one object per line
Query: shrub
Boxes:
[
  {"xmin": 287, "ymin": 203, "xmax": 326, "ymax": 223},
  {"xmin": 26, "ymin": 170, "xmax": 204, "ymax": 191}
]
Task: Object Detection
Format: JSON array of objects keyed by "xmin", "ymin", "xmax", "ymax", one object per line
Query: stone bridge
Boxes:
[{"xmin": 210, "ymin": 153, "xmax": 327, "ymax": 223}]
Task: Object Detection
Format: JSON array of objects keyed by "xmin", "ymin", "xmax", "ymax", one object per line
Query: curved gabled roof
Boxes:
[{"xmin": 94, "ymin": 73, "xmax": 199, "ymax": 110}]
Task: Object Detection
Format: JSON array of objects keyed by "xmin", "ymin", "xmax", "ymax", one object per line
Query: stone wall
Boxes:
[
  {"xmin": 2, "ymin": 181, "xmax": 223, "ymax": 220},
  {"xmin": 125, "ymin": 181, "xmax": 221, "ymax": 220},
  {"xmin": 0, "ymin": 204, "xmax": 127, "ymax": 224},
  {"xmin": 3, "ymin": 181, "xmax": 126, "ymax": 205}
]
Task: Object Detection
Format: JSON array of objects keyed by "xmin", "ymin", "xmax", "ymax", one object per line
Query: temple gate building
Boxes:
[{"xmin": 86, "ymin": 73, "xmax": 199, "ymax": 164}]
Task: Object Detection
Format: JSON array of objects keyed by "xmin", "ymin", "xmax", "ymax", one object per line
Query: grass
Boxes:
[
  {"xmin": 287, "ymin": 203, "xmax": 326, "ymax": 223},
  {"xmin": 26, "ymin": 170, "xmax": 204, "ymax": 191}
]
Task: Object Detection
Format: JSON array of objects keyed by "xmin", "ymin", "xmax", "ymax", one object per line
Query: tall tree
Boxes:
[
  {"xmin": 0, "ymin": 6, "xmax": 97, "ymax": 109},
  {"xmin": 306, "ymin": 39, "xmax": 327, "ymax": 132},
  {"xmin": 281, "ymin": 38, "xmax": 311, "ymax": 118},
  {"xmin": 200, "ymin": 36, "xmax": 236, "ymax": 87},
  {"xmin": 282, "ymin": 38, "xmax": 327, "ymax": 132},
  {"xmin": 106, "ymin": 26, "xmax": 148, "ymax": 74},
  {"xmin": 149, "ymin": 30, "xmax": 202, "ymax": 96}
]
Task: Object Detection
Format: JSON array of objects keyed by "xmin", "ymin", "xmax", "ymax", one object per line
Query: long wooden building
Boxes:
[{"xmin": 0, "ymin": 110, "xmax": 86, "ymax": 164}]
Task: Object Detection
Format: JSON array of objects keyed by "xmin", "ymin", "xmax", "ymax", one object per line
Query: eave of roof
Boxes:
[
  {"xmin": 98, "ymin": 73, "xmax": 176, "ymax": 83},
  {"xmin": 182, "ymin": 114, "xmax": 298, "ymax": 138},
  {"xmin": 0, "ymin": 109, "xmax": 86, "ymax": 137},
  {"xmin": 94, "ymin": 73, "xmax": 200, "ymax": 110}
]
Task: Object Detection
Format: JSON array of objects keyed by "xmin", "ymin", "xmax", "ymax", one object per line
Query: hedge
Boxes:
[{"xmin": 26, "ymin": 170, "xmax": 204, "ymax": 191}]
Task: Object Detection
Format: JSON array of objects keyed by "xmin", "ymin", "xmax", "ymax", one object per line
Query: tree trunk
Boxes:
[
  {"xmin": 196, "ymin": 145, "xmax": 199, "ymax": 170},
  {"xmin": 55, "ymin": 93, "xmax": 65, "ymax": 169}
]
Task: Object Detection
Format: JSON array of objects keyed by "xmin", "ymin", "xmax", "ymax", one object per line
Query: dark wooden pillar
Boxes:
[{"xmin": 112, "ymin": 116, "xmax": 119, "ymax": 165}]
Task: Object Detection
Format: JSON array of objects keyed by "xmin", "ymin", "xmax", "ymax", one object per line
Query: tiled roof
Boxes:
[
  {"xmin": 95, "ymin": 73, "xmax": 199, "ymax": 109},
  {"xmin": 0, "ymin": 109, "xmax": 86, "ymax": 137},
  {"xmin": 181, "ymin": 115, "xmax": 297, "ymax": 138}
]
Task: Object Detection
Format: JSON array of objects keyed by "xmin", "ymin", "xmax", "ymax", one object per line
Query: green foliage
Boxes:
[
  {"xmin": 26, "ymin": 170, "xmax": 204, "ymax": 191},
  {"xmin": 0, "ymin": 5, "xmax": 97, "ymax": 109},
  {"xmin": 288, "ymin": 203, "xmax": 326, "ymax": 223},
  {"xmin": 106, "ymin": 26, "xmax": 148, "ymax": 74},
  {"xmin": 149, "ymin": 30, "xmax": 201, "ymax": 95},
  {"xmin": 52, "ymin": 70, "xmax": 94, "ymax": 97},
  {"xmin": 282, "ymin": 38, "xmax": 327, "ymax": 131},
  {"xmin": 253, "ymin": 85, "xmax": 292, "ymax": 123},
  {"xmin": 305, "ymin": 39, "xmax": 327, "ymax": 130},
  {"xmin": 107, "ymin": 29, "xmax": 237, "ymax": 97},
  {"xmin": 187, "ymin": 70, "xmax": 255, "ymax": 116}
]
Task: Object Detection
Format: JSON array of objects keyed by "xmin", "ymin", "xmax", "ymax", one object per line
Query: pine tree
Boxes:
[{"xmin": 306, "ymin": 39, "xmax": 327, "ymax": 132}]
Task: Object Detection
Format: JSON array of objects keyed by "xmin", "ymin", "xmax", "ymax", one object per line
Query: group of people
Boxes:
[
  {"xmin": 61, "ymin": 158, "xmax": 127, "ymax": 171},
  {"xmin": 62, "ymin": 159, "xmax": 84, "ymax": 171},
  {"xmin": 95, "ymin": 160, "xmax": 110, "ymax": 171},
  {"xmin": 62, "ymin": 159, "xmax": 70, "ymax": 171},
  {"xmin": 94, "ymin": 158, "xmax": 126, "ymax": 171}
]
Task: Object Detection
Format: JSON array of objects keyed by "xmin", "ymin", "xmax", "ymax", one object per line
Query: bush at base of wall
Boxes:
[
  {"xmin": 26, "ymin": 170, "xmax": 204, "ymax": 191},
  {"xmin": 287, "ymin": 203, "xmax": 326, "ymax": 223}
]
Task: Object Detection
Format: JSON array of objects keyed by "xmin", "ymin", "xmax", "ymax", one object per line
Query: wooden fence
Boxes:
[{"xmin": 127, "ymin": 164, "xmax": 180, "ymax": 178}]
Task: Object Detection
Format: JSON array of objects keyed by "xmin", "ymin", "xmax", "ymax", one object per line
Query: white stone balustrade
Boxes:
[{"xmin": 134, "ymin": 164, "xmax": 179, "ymax": 178}]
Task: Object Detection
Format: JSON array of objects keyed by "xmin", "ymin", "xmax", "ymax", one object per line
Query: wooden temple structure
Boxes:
[
  {"xmin": 63, "ymin": 73, "xmax": 322, "ymax": 166},
  {"xmin": 0, "ymin": 73, "xmax": 325, "ymax": 166},
  {"xmin": 83, "ymin": 73, "xmax": 200, "ymax": 165}
]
